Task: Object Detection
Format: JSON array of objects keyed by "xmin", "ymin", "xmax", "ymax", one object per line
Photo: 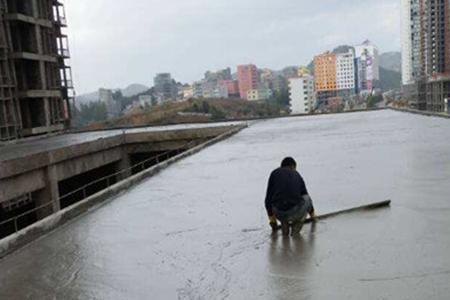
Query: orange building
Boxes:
[
  {"xmin": 314, "ymin": 52, "xmax": 337, "ymax": 91},
  {"xmin": 237, "ymin": 64, "xmax": 259, "ymax": 99}
]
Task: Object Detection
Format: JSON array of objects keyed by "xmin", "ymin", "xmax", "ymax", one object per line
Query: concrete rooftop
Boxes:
[
  {"xmin": 0, "ymin": 122, "xmax": 243, "ymax": 163},
  {"xmin": 0, "ymin": 110, "xmax": 450, "ymax": 299}
]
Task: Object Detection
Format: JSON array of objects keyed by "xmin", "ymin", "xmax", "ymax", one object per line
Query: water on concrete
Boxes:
[{"xmin": 1, "ymin": 110, "xmax": 450, "ymax": 299}]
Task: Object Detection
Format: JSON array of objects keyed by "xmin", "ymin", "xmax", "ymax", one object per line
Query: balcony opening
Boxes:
[
  {"xmin": 0, "ymin": 193, "xmax": 37, "ymax": 239},
  {"xmin": 58, "ymin": 162, "xmax": 119, "ymax": 209},
  {"xmin": 20, "ymin": 98, "xmax": 46, "ymax": 129}
]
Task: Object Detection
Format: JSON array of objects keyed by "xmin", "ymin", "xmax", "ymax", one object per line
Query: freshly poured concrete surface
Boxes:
[{"xmin": 1, "ymin": 110, "xmax": 450, "ymax": 299}]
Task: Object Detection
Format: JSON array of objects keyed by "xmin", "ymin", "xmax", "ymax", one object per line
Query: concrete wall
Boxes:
[{"xmin": 388, "ymin": 107, "xmax": 450, "ymax": 119}]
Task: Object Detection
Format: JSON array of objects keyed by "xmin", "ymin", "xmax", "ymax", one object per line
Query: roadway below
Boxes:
[{"xmin": 0, "ymin": 110, "xmax": 449, "ymax": 299}]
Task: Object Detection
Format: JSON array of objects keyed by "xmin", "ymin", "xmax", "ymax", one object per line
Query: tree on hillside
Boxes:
[
  {"xmin": 269, "ymin": 89, "xmax": 290, "ymax": 109},
  {"xmin": 72, "ymin": 101, "xmax": 108, "ymax": 127},
  {"xmin": 379, "ymin": 67, "xmax": 401, "ymax": 91},
  {"xmin": 332, "ymin": 45, "xmax": 353, "ymax": 54}
]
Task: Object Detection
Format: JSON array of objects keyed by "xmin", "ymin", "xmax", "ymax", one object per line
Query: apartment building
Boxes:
[
  {"xmin": 314, "ymin": 52, "xmax": 337, "ymax": 92},
  {"xmin": 336, "ymin": 50, "xmax": 356, "ymax": 91},
  {"xmin": 154, "ymin": 73, "xmax": 177, "ymax": 102},
  {"xmin": 237, "ymin": 64, "xmax": 259, "ymax": 100},
  {"xmin": 401, "ymin": 0, "xmax": 450, "ymax": 111},
  {"xmin": 355, "ymin": 40, "xmax": 380, "ymax": 93},
  {"xmin": 289, "ymin": 75, "xmax": 315, "ymax": 114},
  {"xmin": 247, "ymin": 88, "xmax": 272, "ymax": 101}
]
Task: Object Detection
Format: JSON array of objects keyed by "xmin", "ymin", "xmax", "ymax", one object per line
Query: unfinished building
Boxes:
[{"xmin": 0, "ymin": 0, "xmax": 73, "ymax": 142}]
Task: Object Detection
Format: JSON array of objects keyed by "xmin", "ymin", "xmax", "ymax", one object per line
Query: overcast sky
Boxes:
[{"xmin": 65, "ymin": 0, "xmax": 400, "ymax": 94}]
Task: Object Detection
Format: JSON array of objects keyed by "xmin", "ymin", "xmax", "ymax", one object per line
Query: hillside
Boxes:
[
  {"xmin": 379, "ymin": 67, "xmax": 401, "ymax": 91},
  {"xmin": 380, "ymin": 52, "xmax": 401, "ymax": 72},
  {"xmin": 76, "ymin": 83, "xmax": 149, "ymax": 105},
  {"xmin": 82, "ymin": 99, "xmax": 284, "ymax": 131}
]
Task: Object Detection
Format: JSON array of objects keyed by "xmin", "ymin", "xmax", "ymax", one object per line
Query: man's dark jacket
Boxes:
[{"xmin": 265, "ymin": 167, "xmax": 309, "ymax": 216}]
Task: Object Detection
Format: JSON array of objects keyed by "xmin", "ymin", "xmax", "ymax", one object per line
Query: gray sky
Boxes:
[{"xmin": 65, "ymin": 0, "xmax": 400, "ymax": 94}]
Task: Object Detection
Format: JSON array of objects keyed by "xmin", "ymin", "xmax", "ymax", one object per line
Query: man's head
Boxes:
[{"xmin": 281, "ymin": 157, "xmax": 297, "ymax": 170}]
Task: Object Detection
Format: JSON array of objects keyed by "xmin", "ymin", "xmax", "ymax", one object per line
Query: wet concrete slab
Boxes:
[
  {"xmin": 1, "ymin": 110, "xmax": 450, "ymax": 299},
  {"xmin": 0, "ymin": 122, "xmax": 243, "ymax": 162}
]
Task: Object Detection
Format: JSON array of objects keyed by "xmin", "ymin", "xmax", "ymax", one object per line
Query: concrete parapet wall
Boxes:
[
  {"xmin": 0, "ymin": 125, "xmax": 246, "ymax": 259},
  {"xmin": 388, "ymin": 107, "xmax": 450, "ymax": 119}
]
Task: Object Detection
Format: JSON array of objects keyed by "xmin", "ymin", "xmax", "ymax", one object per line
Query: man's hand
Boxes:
[
  {"xmin": 309, "ymin": 210, "xmax": 317, "ymax": 221},
  {"xmin": 269, "ymin": 215, "xmax": 278, "ymax": 231}
]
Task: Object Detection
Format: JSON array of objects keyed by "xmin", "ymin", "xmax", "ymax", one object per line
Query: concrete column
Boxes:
[
  {"xmin": 118, "ymin": 145, "xmax": 132, "ymax": 180},
  {"xmin": 48, "ymin": 165, "xmax": 61, "ymax": 212},
  {"xmin": 34, "ymin": 166, "xmax": 60, "ymax": 219}
]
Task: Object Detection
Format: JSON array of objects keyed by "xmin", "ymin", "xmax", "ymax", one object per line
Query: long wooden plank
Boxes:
[
  {"xmin": 304, "ymin": 200, "xmax": 391, "ymax": 224},
  {"xmin": 275, "ymin": 200, "xmax": 391, "ymax": 230}
]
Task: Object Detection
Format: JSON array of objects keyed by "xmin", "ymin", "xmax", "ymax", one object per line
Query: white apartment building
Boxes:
[
  {"xmin": 99, "ymin": 88, "xmax": 120, "ymax": 118},
  {"xmin": 336, "ymin": 50, "xmax": 356, "ymax": 91},
  {"xmin": 401, "ymin": 0, "xmax": 425, "ymax": 85},
  {"xmin": 401, "ymin": 0, "xmax": 414, "ymax": 85},
  {"xmin": 289, "ymin": 75, "xmax": 315, "ymax": 114}
]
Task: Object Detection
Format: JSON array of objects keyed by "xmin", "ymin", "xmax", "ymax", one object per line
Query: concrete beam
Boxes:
[
  {"xmin": 10, "ymin": 52, "xmax": 57, "ymax": 63},
  {"xmin": 5, "ymin": 13, "xmax": 53, "ymax": 28},
  {"xmin": 21, "ymin": 124, "xmax": 65, "ymax": 136},
  {"xmin": 0, "ymin": 169, "xmax": 46, "ymax": 202},
  {"xmin": 19, "ymin": 90, "xmax": 62, "ymax": 98},
  {"xmin": 0, "ymin": 135, "xmax": 123, "ymax": 179},
  {"xmin": 54, "ymin": 147, "xmax": 122, "ymax": 181}
]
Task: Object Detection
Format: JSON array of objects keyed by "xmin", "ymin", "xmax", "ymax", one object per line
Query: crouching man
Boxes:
[{"xmin": 265, "ymin": 157, "xmax": 316, "ymax": 236}]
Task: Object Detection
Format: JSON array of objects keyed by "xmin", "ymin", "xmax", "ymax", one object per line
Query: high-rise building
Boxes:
[
  {"xmin": 336, "ymin": 50, "xmax": 356, "ymax": 91},
  {"xmin": 314, "ymin": 50, "xmax": 358, "ymax": 109},
  {"xmin": 99, "ymin": 88, "xmax": 120, "ymax": 118},
  {"xmin": 0, "ymin": 0, "xmax": 73, "ymax": 142},
  {"xmin": 401, "ymin": 0, "xmax": 414, "ymax": 85},
  {"xmin": 355, "ymin": 40, "xmax": 380, "ymax": 93},
  {"xmin": 425, "ymin": 0, "xmax": 450, "ymax": 111},
  {"xmin": 314, "ymin": 52, "xmax": 337, "ymax": 92},
  {"xmin": 401, "ymin": 0, "xmax": 450, "ymax": 111},
  {"xmin": 237, "ymin": 64, "xmax": 259, "ymax": 100},
  {"xmin": 153, "ymin": 73, "xmax": 177, "ymax": 102},
  {"xmin": 289, "ymin": 75, "xmax": 315, "ymax": 114}
]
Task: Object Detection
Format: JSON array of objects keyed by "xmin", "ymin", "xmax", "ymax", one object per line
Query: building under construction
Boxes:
[
  {"xmin": 0, "ymin": 0, "xmax": 73, "ymax": 142},
  {"xmin": 402, "ymin": 0, "xmax": 450, "ymax": 112}
]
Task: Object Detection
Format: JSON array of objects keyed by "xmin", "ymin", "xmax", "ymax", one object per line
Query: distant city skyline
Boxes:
[{"xmin": 66, "ymin": 0, "xmax": 401, "ymax": 94}]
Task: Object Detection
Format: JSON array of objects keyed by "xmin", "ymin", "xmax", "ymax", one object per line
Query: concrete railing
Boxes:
[{"xmin": 388, "ymin": 107, "xmax": 450, "ymax": 119}]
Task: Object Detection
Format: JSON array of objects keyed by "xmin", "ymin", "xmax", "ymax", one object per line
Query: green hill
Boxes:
[{"xmin": 379, "ymin": 67, "xmax": 401, "ymax": 91}]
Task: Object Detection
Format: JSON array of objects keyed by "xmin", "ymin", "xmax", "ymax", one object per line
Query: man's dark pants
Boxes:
[{"xmin": 273, "ymin": 196, "xmax": 313, "ymax": 235}]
